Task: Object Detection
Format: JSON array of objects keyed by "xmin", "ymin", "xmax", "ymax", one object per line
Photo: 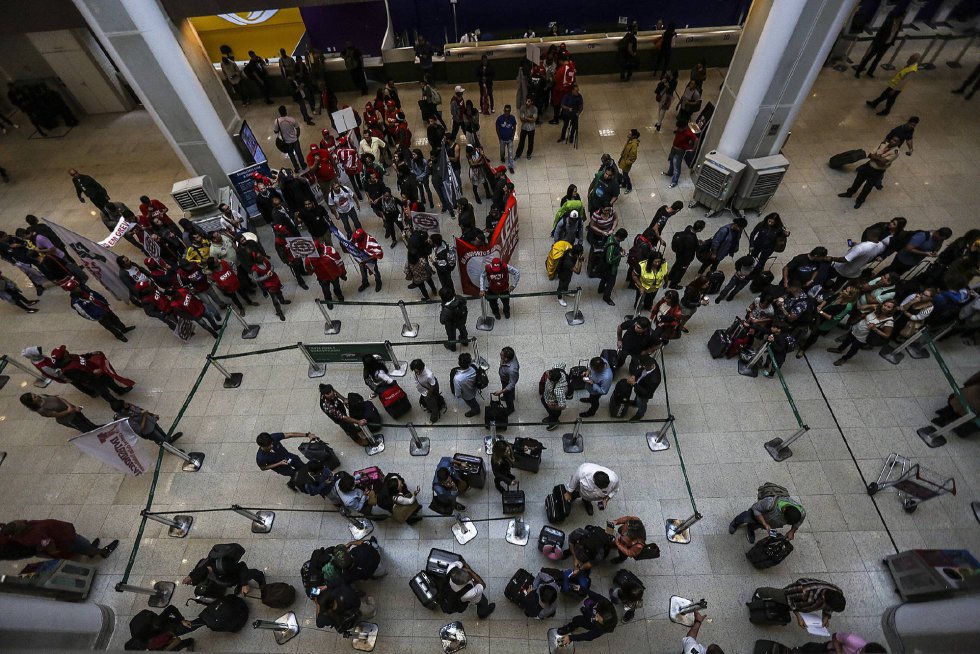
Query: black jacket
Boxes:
[
  {"xmin": 633, "ymin": 364, "xmax": 662, "ymax": 400},
  {"xmin": 671, "ymin": 226, "xmax": 700, "ymax": 263},
  {"xmin": 73, "ymin": 174, "xmax": 108, "ymax": 202}
]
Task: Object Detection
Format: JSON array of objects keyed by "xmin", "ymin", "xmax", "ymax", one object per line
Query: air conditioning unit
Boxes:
[
  {"xmin": 732, "ymin": 154, "xmax": 789, "ymax": 211},
  {"xmin": 171, "ymin": 175, "xmax": 217, "ymax": 212},
  {"xmin": 692, "ymin": 152, "xmax": 745, "ymax": 212}
]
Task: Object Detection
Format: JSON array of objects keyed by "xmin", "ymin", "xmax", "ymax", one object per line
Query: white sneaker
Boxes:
[{"xmin": 558, "ymin": 298, "xmax": 567, "ymax": 307}]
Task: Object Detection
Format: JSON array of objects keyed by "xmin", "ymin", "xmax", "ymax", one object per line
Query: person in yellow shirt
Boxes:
[
  {"xmin": 631, "ymin": 251, "xmax": 668, "ymax": 311},
  {"xmin": 617, "ymin": 129, "xmax": 641, "ymax": 194},
  {"xmin": 866, "ymin": 53, "xmax": 920, "ymax": 116}
]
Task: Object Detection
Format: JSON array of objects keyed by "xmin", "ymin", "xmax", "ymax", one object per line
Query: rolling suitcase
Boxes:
[
  {"xmin": 568, "ymin": 365, "xmax": 588, "ymax": 391},
  {"xmin": 707, "ymin": 270, "xmax": 725, "ymax": 295},
  {"xmin": 545, "ymin": 484, "xmax": 571, "ymax": 524},
  {"xmin": 377, "ymin": 382, "xmax": 411, "ymax": 418},
  {"xmin": 708, "ymin": 319, "xmax": 743, "ymax": 359},
  {"xmin": 298, "ymin": 437, "xmax": 341, "ymax": 470},
  {"xmin": 410, "ymin": 570, "xmax": 439, "ymax": 609},
  {"xmin": 426, "ymin": 548, "xmax": 464, "ymax": 578},
  {"xmin": 197, "ymin": 595, "xmax": 249, "ymax": 633},
  {"xmin": 512, "ymin": 437, "xmax": 544, "ymax": 472},
  {"xmin": 600, "ymin": 348, "xmax": 619, "ymax": 371},
  {"xmin": 609, "ymin": 378, "xmax": 632, "ymax": 418},
  {"xmin": 753, "ymin": 640, "xmax": 794, "ymax": 654},
  {"xmin": 452, "ymin": 453, "xmax": 487, "ymax": 489},
  {"xmin": 353, "ymin": 466, "xmax": 384, "ymax": 492},
  {"xmin": 484, "ymin": 398, "xmax": 509, "ymax": 430},
  {"xmin": 828, "ymin": 148, "xmax": 866, "ymax": 169},
  {"xmin": 746, "ymin": 535, "xmax": 794, "ymax": 569},
  {"xmin": 538, "ymin": 525, "xmax": 566, "ymax": 557},
  {"xmin": 504, "ymin": 568, "xmax": 534, "ymax": 604},
  {"xmin": 746, "ymin": 588, "xmax": 791, "ymax": 625},
  {"xmin": 502, "ymin": 485, "xmax": 526, "ymax": 514}
]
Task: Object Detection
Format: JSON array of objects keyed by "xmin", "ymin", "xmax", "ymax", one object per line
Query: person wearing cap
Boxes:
[
  {"xmin": 20, "ymin": 392, "xmax": 100, "ymax": 434},
  {"xmin": 348, "ymin": 228, "xmax": 384, "ymax": 293},
  {"xmin": 206, "ymin": 257, "xmax": 257, "ymax": 314},
  {"xmin": 250, "ymin": 251, "xmax": 290, "ymax": 320},
  {"xmin": 52, "ymin": 346, "xmax": 135, "ymax": 401},
  {"xmin": 626, "ymin": 355, "xmax": 661, "ymax": 422},
  {"xmin": 306, "ymin": 240, "xmax": 346, "ymax": 308},
  {"xmin": 494, "ymin": 104, "xmax": 517, "ymax": 173},
  {"xmin": 167, "ymin": 286, "xmax": 221, "ymax": 337},
  {"xmin": 480, "ymin": 257, "xmax": 519, "ymax": 319},
  {"xmin": 449, "ymin": 85, "xmax": 466, "ymax": 140},
  {"xmin": 664, "ymin": 121, "xmax": 700, "ymax": 188},
  {"xmin": 255, "ymin": 431, "xmax": 315, "ymax": 491},
  {"xmin": 445, "ymin": 559, "xmax": 496, "ymax": 618},
  {"xmin": 67, "ymin": 281, "xmax": 135, "ymax": 342},
  {"xmin": 617, "ymin": 129, "xmax": 641, "ymax": 193},
  {"xmin": 21, "ymin": 346, "xmax": 78, "ymax": 390}
]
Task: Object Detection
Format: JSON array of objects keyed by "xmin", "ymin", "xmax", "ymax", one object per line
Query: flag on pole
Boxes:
[
  {"xmin": 42, "ymin": 219, "xmax": 130, "ymax": 301},
  {"xmin": 68, "ymin": 419, "xmax": 153, "ymax": 476},
  {"xmin": 436, "ymin": 146, "xmax": 462, "ymax": 208}
]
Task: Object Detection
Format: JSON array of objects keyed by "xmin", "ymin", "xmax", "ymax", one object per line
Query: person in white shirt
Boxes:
[
  {"xmin": 410, "ymin": 358, "xmax": 444, "ymax": 423},
  {"xmin": 326, "ymin": 179, "xmax": 362, "ymax": 236},
  {"xmin": 828, "ymin": 231, "xmax": 886, "ymax": 291},
  {"xmin": 564, "ymin": 462, "xmax": 620, "ymax": 516},
  {"xmin": 273, "ymin": 106, "xmax": 304, "ymax": 171},
  {"xmin": 446, "ymin": 560, "xmax": 495, "ymax": 618},
  {"xmin": 681, "ymin": 609, "xmax": 724, "ymax": 654}
]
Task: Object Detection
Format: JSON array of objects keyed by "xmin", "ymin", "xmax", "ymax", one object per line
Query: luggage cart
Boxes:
[{"xmin": 867, "ymin": 453, "xmax": 956, "ymax": 513}]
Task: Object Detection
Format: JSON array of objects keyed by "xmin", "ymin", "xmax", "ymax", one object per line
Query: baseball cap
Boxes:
[{"xmin": 454, "ymin": 85, "xmax": 464, "ymax": 93}]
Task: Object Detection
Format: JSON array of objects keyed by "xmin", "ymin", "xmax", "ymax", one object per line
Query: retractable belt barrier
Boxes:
[
  {"xmin": 0, "ymin": 354, "xmax": 52, "ymax": 390},
  {"xmin": 762, "ymin": 344, "xmax": 811, "ymax": 462},
  {"xmin": 915, "ymin": 331, "xmax": 979, "ymax": 449},
  {"xmin": 659, "ymin": 349, "xmax": 702, "ymax": 545}
]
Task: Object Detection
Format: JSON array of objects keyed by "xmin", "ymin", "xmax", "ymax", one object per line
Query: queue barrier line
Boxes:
[
  {"xmin": 140, "ymin": 504, "xmax": 516, "ymax": 523},
  {"xmin": 120, "ymin": 309, "xmax": 232, "ymax": 586},
  {"xmin": 916, "ymin": 331, "xmax": 979, "ymax": 447},
  {"xmin": 325, "ymin": 289, "xmax": 578, "ymax": 307},
  {"xmin": 659, "ymin": 348, "xmax": 698, "ymax": 515},
  {"xmin": 760, "ymin": 344, "xmax": 811, "ymax": 462}
]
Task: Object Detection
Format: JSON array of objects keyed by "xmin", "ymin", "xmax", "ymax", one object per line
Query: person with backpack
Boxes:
[
  {"xmin": 429, "ymin": 233, "xmax": 457, "ymax": 291},
  {"xmin": 556, "ymin": 591, "xmax": 618, "ymax": 645},
  {"xmin": 667, "ymin": 220, "xmax": 706, "ymax": 289},
  {"xmin": 181, "ymin": 543, "xmax": 265, "ymax": 596},
  {"xmin": 552, "ymin": 209, "xmax": 584, "ymax": 245},
  {"xmin": 439, "ymin": 286, "xmax": 469, "ymax": 351},
  {"xmin": 698, "ymin": 218, "xmax": 747, "ymax": 275},
  {"xmin": 256, "ymin": 431, "xmax": 315, "ymax": 492},
  {"xmin": 450, "ymin": 352, "xmax": 485, "ymax": 418},
  {"xmin": 523, "ymin": 571, "xmax": 560, "ymax": 619},
  {"xmin": 714, "ymin": 254, "xmax": 758, "ymax": 304},
  {"xmin": 596, "ymin": 228, "xmax": 628, "ymax": 306},
  {"xmin": 579, "ymin": 356, "xmax": 613, "ymax": 418},
  {"xmin": 728, "ymin": 482, "xmax": 806, "ymax": 544},
  {"xmin": 541, "ymin": 366, "xmax": 569, "ymax": 431}
]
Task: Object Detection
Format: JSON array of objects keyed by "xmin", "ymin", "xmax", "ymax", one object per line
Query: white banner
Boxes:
[
  {"xmin": 42, "ymin": 219, "xmax": 130, "ymax": 301},
  {"xmin": 409, "ymin": 211, "xmax": 441, "ymax": 235},
  {"xmin": 68, "ymin": 419, "xmax": 152, "ymax": 476},
  {"xmin": 98, "ymin": 218, "xmax": 136, "ymax": 248}
]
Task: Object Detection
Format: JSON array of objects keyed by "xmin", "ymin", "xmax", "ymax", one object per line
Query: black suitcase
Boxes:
[
  {"xmin": 600, "ymin": 348, "xmax": 618, "ymax": 371},
  {"xmin": 708, "ymin": 319, "xmax": 743, "ymax": 359},
  {"xmin": 298, "ymin": 438, "xmax": 341, "ymax": 470},
  {"xmin": 545, "ymin": 484, "xmax": 571, "ymax": 523},
  {"xmin": 753, "ymin": 640, "xmax": 794, "ymax": 654},
  {"xmin": 828, "ymin": 148, "xmax": 866, "ymax": 169},
  {"xmin": 504, "ymin": 568, "xmax": 534, "ymax": 604},
  {"xmin": 746, "ymin": 535, "xmax": 794, "ymax": 569},
  {"xmin": 426, "ymin": 548, "xmax": 464, "ymax": 578},
  {"xmin": 746, "ymin": 592, "xmax": 791, "ymax": 626},
  {"xmin": 749, "ymin": 270, "xmax": 774, "ymax": 294},
  {"xmin": 707, "ymin": 270, "xmax": 725, "ymax": 294},
  {"xmin": 568, "ymin": 365, "xmax": 588, "ymax": 391},
  {"xmin": 410, "ymin": 570, "xmax": 439, "ymax": 609},
  {"xmin": 502, "ymin": 486, "xmax": 526, "ymax": 514},
  {"xmin": 538, "ymin": 525, "xmax": 566, "ymax": 552},
  {"xmin": 452, "ymin": 453, "xmax": 486, "ymax": 489},
  {"xmin": 609, "ymin": 378, "xmax": 632, "ymax": 418},
  {"xmin": 197, "ymin": 595, "xmax": 249, "ymax": 633},
  {"xmin": 512, "ymin": 437, "xmax": 544, "ymax": 472},
  {"xmin": 484, "ymin": 398, "xmax": 509, "ymax": 430}
]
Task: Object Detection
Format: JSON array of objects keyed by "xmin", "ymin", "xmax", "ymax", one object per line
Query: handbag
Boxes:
[{"xmin": 274, "ymin": 118, "xmax": 290, "ymax": 153}]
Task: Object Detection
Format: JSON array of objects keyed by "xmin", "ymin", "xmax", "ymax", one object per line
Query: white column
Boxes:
[
  {"xmin": 716, "ymin": 1, "xmax": 807, "ymax": 159},
  {"xmin": 72, "ymin": 0, "xmax": 244, "ymax": 180},
  {"xmin": 0, "ymin": 594, "xmax": 113, "ymax": 649}
]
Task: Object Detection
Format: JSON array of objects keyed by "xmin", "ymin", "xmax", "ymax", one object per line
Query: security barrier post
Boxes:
[
  {"xmin": 115, "ymin": 581, "xmax": 176, "ymax": 608},
  {"xmin": 647, "ymin": 416, "xmax": 673, "ymax": 452},
  {"xmin": 879, "ymin": 328, "xmax": 928, "ymax": 365},
  {"xmin": 342, "ymin": 508, "xmax": 374, "ymax": 539},
  {"xmin": 384, "ymin": 340, "xmax": 408, "ymax": 376},
  {"xmin": 3, "ymin": 355, "xmax": 52, "ymax": 388},
  {"xmin": 665, "ymin": 511, "xmax": 703, "ymax": 545},
  {"xmin": 315, "ymin": 299, "xmax": 342, "ymax": 335},
  {"xmin": 360, "ymin": 423, "xmax": 385, "ymax": 456},
  {"xmin": 881, "ymin": 34, "xmax": 907, "ymax": 70},
  {"xmin": 231, "ymin": 504, "xmax": 275, "ymax": 533},
  {"xmin": 140, "ymin": 509, "xmax": 193, "ymax": 538},
  {"xmin": 349, "ymin": 622, "xmax": 379, "ymax": 651},
  {"xmin": 398, "ymin": 300, "xmax": 419, "ymax": 338},
  {"xmin": 208, "ymin": 357, "xmax": 243, "ymax": 389},
  {"xmin": 506, "ymin": 515, "xmax": 529, "ymax": 546},
  {"xmin": 737, "ymin": 345, "xmax": 767, "ymax": 378},
  {"xmin": 764, "ymin": 425, "xmax": 810, "ymax": 462},
  {"xmin": 476, "ymin": 295, "xmax": 494, "ymax": 331},
  {"xmin": 160, "ymin": 441, "xmax": 205, "ymax": 472},
  {"xmin": 562, "ymin": 418, "xmax": 584, "ymax": 453},
  {"xmin": 947, "ymin": 33, "xmax": 976, "ymax": 67},
  {"xmin": 408, "ymin": 422, "xmax": 430, "ymax": 456},
  {"xmin": 252, "ymin": 613, "xmax": 300, "ymax": 645},
  {"xmin": 452, "ymin": 512, "xmax": 478, "ymax": 544},
  {"xmin": 231, "ymin": 309, "xmax": 261, "ymax": 339},
  {"xmin": 564, "ymin": 288, "xmax": 585, "ymax": 326}
]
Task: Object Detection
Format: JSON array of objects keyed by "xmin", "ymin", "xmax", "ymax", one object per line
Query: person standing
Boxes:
[
  {"xmin": 555, "ymin": 243, "xmax": 584, "ymax": 308},
  {"xmin": 451, "ymin": 353, "xmax": 481, "ymax": 418},
  {"xmin": 663, "ymin": 121, "xmax": 699, "ymax": 188},
  {"xmin": 827, "ymin": 300, "xmax": 897, "ymax": 366},
  {"xmin": 495, "ymin": 105, "xmax": 517, "ymax": 173},
  {"xmin": 449, "ymin": 86, "xmax": 466, "ymax": 140},
  {"xmin": 886, "ymin": 116, "xmax": 918, "ymax": 156},
  {"xmin": 0, "ymin": 273, "xmax": 38, "ymax": 312},
  {"xmin": 698, "ymin": 218, "xmax": 747, "ymax": 275},
  {"xmin": 666, "ymin": 220, "xmax": 705, "ymax": 289},
  {"xmin": 305, "ymin": 240, "xmax": 346, "ymax": 308},
  {"xmin": 541, "ymin": 366, "xmax": 568, "ymax": 431},
  {"xmin": 429, "ymin": 234, "xmax": 456, "ymax": 292},
  {"xmin": 410, "ymin": 359, "xmax": 444, "ymax": 423},
  {"xmin": 853, "ymin": 9, "xmax": 903, "ymax": 79},
  {"xmin": 598, "ymin": 228, "xmax": 628, "ymax": 306},
  {"xmin": 626, "ymin": 355, "xmax": 661, "ymax": 422},
  {"xmin": 564, "ymin": 462, "xmax": 620, "ymax": 515},
  {"xmin": 579, "ymin": 356, "xmax": 612, "ymax": 418},
  {"xmin": 273, "ymin": 106, "xmax": 305, "ymax": 171},
  {"xmin": 632, "ymin": 251, "xmax": 668, "ymax": 311},
  {"xmin": 491, "ymin": 346, "xmax": 519, "ymax": 415},
  {"xmin": 243, "ymin": 51, "xmax": 273, "ymax": 104},
  {"xmin": 557, "ymin": 84, "xmax": 584, "ymax": 145},
  {"xmin": 617, "ymin": 129, "xmax": 640, "ymax": 194},
  {"xmin": 438, "ymin": 287, "xmax": 468, "ymax": 351},
  {"xmin": 69, "ymin": 169, "xmax": 110, "ymax": 217},
  {"xmin": 951, "ymin": 61, "xmax": 980, "ymax": 100},
  {"xmin": 676, "ymin": 80, "xmax": 702, "ymax": 125},
  {"xmin": 480, "ymin": 257, "xmax": 519, "ymax": 319},
  {"xmin": 340, "ymin": 41, "xmax": 368, "ymax": 95},
  {"xmin": 221, "ymin": 55, "xmax": 249, "ymax": 105},
  {"xmin": 445, "ymin": 560, "xmax": 496, "ymax": 618},
  {"xmin": 837, "ymin": 136, "xmax": 901, "ymax": 208},
  {"xmin": 66, "ymin": 280, "xmax": 135, "ymax": 342},
  {"xmin": 415, "ymin": 36, "xmax": 435, "ymax": 78},
  {"xmin": 514, "ymin": 97, "xmax": 537, "ymax": 160},
  {"xmin": 20, "ymin": 392, "xmax": 99, "ymax": 433},
  {"xmin": 348, "ymin": 228, "xmax": 383, "ymax": 293},
  {"xmin": 648, "ymin": 200, "xmax": 686, "ymax": 248},
  {"xmin": 652, "ymin": 23, "xmax": 677, "ymax": 75},
  {"xmin": 327, "ymin": 179, "xmax": 362, "ymax": 236},
  {"xmin": 618, "ymin": 23, "xmax": 639, "ymax": 81},
  {"xmin": 110, "ymin": 398, "xmax": 180, "ymax": 446},
  {"xmin": 883, "ymin": 227, "xmax": 951, "ymax": 277},
  {"xmin": 654, "ymin": 70, "xmax": 678, "ymax": 132},
  {"xmin": 250, "ymin": 251, "xmax": 290, "ymax": 320},
  {"xmin": 255, "ymin": 431, "xmax": 314, "ymax": 491},
  {"xmin": 476, "ymin": 55, "xmax": 496, "ymax": 113},
  {"xmin": 866, "ymin": 53, "xmax": 921, "ymax": 116},
  {"xmin": 278, "ymin": 47, "xmax": 297, "ymax": 81}
]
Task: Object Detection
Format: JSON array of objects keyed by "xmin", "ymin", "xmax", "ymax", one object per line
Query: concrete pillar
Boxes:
[
  {"xmin": 0, "ymin": 594, "xmax": 114, "ymax": 649},
  {"xmin": 71, "ymin": 0, "xmax": 245, "ymax": 181},
  {"xmin": 698, "ymin": 0, "xmax": 859, "ymax": 165}
]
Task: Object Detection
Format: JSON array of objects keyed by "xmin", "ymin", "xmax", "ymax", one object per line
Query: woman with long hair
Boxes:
[{"xmin": 827, "ymin": 299, "xmax": 896, "ymax": 366}]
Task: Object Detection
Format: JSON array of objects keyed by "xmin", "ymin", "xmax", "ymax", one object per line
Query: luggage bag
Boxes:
[
  {"xmin": 746, "ymin": 535, "xmax": 794, "ymax": 570},
  {"xmin": 410, "ymin": 570, "xmax": 439, "ymax": 609},
  {"xmin": 504, "ymin": 568, "xmax": 534, "ymax": 604},
  {"xmin": 512, "ymin": 437, "xmax": 544, "ymax": 472},
  {"xmin": 545, "ymin": 484, "xmax": 571, "ymax": 523},
  {"xmin": 828, "ymin": 148, "xmax": 866, "ymax": 169},
  {"xmin": 377, "ymin": 382, "xmax": 411, "ymax": 418},
  {"xmin": 452, "ymin": 453, "xmax": 487, "ymax": 489}
]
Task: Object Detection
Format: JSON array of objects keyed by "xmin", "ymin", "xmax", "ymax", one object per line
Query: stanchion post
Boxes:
[
  {"xmin": 764, "ymin": 425, "xmax": 810, "ymax": 462},
  {"xmin": 476, "ymin": 295, "xmax": 494, "ymax": 331},
  {"xmin": 160, "ymin": 441, "xmax": 205, "ymax": 472},
  {"xmin": 341, "ymin": 508, "xmax": 374, "ymax": 539},
  {"xmin": 881, "ymin": 34, "xmax": 907, "ymax": 70},
  {"xmin": 3, "ymin": 355, "xmax": 52, "ymax": 388},
  {"xmin": 408, "ymin": 422, "xmax": 430, "ymax": 456},
  {"xmin": 384, "ymin": 340, "xmax": 408, "ymax": 376},
  {"xmin": 231, "ymin": 309, "xmax": 261, "ymax": 339},
  {"xmin": 315, "ymin": 299, "xmax": 342, "ymax": 335},
  {"xmin": 360, "ymin": 423, "xmax": 385, "ymax": 456},
  {"xmin": 208, "ymin": 357, "xmax": 243, "ymax": 389},
  {"xmin": 452, "ymin": 512, "xmax": 478, "ymax": 545},
  {"xmin": 564, "ymin": 288, "xmax": 585, "ymax": 326},
  {"xmin": 398, "ymin": 300, "xmax": 419, "ymax": 338},
  {"xmin": 947, "ymin": 33, "xmax": 976, "ymax": 67},
  {"xmin": 484, "ymin": 419, "xmax": 500, "ymax": 455},
  {"xmin": 647, "ymin": 416, "xmax": 673, "ymax": 452},
  {"xmin": 231, "ymin": 504, "xmax": 275, "ymax": 533},
  {"xmin": 665, "ymin": 511, "xmax": 702, "ymax": 545},
  {"xmin": 562, "ymin": 418, "xmax": 585, "ymax": 453},
  {"xmin": 141, "ymin": 509, "xmax": 193, "ymax": 538},
  {"xmin": 115, "ymin": 581, "xmax": 177, "ymax": 608},
  {"xmin": 506, "ymin": 515, "xmax": 529, "ymax": 546},
  {"xmin": 737, "ymin": 345, "xmax": 767, "ymax": 378},
  {"xmin": 879, "ymin": 327, "xmax": 927, "ymax": 365},
  {"xmin": 349, "ymin": 621, "xmax": 380, "ymax": 652},
  {"xmin": 917, "ymin": 33, "xmax": 941, "ymax": 70},
  {"xmin": 252, "ymin": 613, "xmax": 300, "ymax": 645},
  {"xmin": 916, "ymin": 410, "xmax": 977, "ymax": 449}
]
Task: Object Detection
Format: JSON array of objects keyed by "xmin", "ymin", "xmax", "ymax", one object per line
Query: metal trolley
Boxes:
[{"xmin": 867, "ymin": 453, "xmax": 956, "ymax": 513}]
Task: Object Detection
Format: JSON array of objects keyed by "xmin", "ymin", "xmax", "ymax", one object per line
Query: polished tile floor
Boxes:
[{"xmin": 0, "ymin": 47, "xmax": 978, "ymax": 653}]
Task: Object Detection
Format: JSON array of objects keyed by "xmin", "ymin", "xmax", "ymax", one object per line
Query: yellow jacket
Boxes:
[
  {"xmin": 618, "ymin": 138, "xmax": 639, "ymax": 172},
  {"xmin": 185, "ymin": 241, "xmax": 211, "ymax": 264},
  {"xmin": 637, "ymin": 260, "xmax": 668, "ymax": 292},
  {"xmin": 888, "ymin": 63, "xmax": 918, "ymax": 91}
]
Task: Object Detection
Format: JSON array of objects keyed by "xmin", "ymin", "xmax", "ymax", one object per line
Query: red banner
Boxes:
[{"xmin": 455, "ymin": 194, "xmax": 520, "ymax": 296}]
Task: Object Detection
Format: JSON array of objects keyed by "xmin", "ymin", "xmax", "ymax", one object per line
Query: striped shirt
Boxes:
[{"xmin": 783, "ymin": 578, "xmax": 843, "ymax": 615}]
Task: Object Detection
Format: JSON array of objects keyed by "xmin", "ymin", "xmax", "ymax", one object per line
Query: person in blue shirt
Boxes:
[
  {"xmin": 579, "ymin": 356, "xmax": 612, "ymax": 417},
  {"xmin": 431, "ymin": 456, "xmax": 466, "ymax": 514},
  {"xmin": 494, "ymin": 105, "xmax": 518, "ymax": 173},
  {"xmin": 255, "ymin": 431, "xmax": 314, "ymax": 491},
  {"xmin": 883, "ymin": 227, "xmax": 951, "ymax": 277},
  {"xmin": 67, "ymin": 279, "xmax": 135, "ymax": 341},
  {"xmin": 557, "ymin": 85, "xmax": 584, "ymax": 145}
]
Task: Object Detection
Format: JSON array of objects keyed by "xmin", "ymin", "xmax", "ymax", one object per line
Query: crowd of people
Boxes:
[{"xmin": 2, "ymin": 31, "xmax": 976, "ymax": 654}]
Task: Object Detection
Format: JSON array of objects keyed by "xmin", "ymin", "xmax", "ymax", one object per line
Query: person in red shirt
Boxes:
[
  {"xmin": 305, "ymin": 240, "xmax": 347, "ymax": 307},
  {"xmin": 250, "ymin": 252, "xmax": 290, "ymax": 320},
  {"xmin": 136, "ymin": 280, "xmax": 176, "ymax": 328},
  {"xmin": 363, "ymin": 102, "xmax": 383, "ymax": 137},
  {"xmin": 549, "ymin": 53, "xmax": 577, "ymax": 124},
  {"xmin": 306, "ymin": 144, "xmax": 337, "ymax": 187},
  {"xmin": 394, "ymin": 112, "xmax": 413, "ymax": 152},
  {"xmin": 138, "ymin": 195, "xmax": 173, "ymax": 230},
  {"xmin": 272, "ymin": 223, "xmax": 310, "ymax": 289},
  {"xmin": 206, "ymin": 257, "xmax": 258, "ymax": 314},
  {"xmin": 167, "ymin": 287, "xmax": 221, "ymax": 337},
  {"xmin": 0, "ymin": 519, "xmax": 118, "ymax": 560},
  {"xmin": 176, "ymin": 258, "xmax": 226, "ymax": 311},
  {"xmin": 334, "ymin": 136, "xmax": 365, "ymax": 199},
  {"xmin": 663, "ymin": 122, "xmax": 700, "ymax": 188},
  {"xmin": 347, "ymin": 228, "xmax": 383, "ymax": 293}
]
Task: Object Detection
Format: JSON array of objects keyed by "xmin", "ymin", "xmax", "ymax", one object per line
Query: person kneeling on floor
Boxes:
[
  {"xmin": 728, "ymin": 484, "xmax": 806, "ymax": 544},
  {"xmin": 556, "ymin": 590, "xmax": 618, "ymax": 644}
]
